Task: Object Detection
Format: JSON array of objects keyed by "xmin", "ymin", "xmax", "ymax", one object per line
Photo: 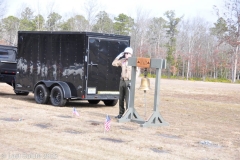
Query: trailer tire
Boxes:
[
  {"xmin": 88, "ymin": 100, "xmax": 100, "ymax": 104},
  {"xmin": 103, "ymin": 100, "xmax": 118, "ymax": 106},
  {"xmin": 34, "ymin": 84, "xmax": 49, "ymax": 104},
  {"xmin": 50, "ymin": 86, "xmax": 66, "ymax": 106}
]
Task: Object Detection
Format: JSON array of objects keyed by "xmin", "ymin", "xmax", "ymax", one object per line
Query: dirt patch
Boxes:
[
  {"xmin": 150, "ymin": 147, "xmax": 169, "ymax": 154},
  {"xmin": 0, "ymin": 79, "xmax": 240, "ymax": 160},
  {"xmin": 34, "ymin": 123, "xmax": 52, "ymax": 129},
  {"xmin": 100, "ymin": 138, "xmax": 125, "ymax": 143}
]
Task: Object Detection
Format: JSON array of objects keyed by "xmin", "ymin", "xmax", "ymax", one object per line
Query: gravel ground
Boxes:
[{"xmin": 0, "ymin": 78, "xmax": 239, "ymax": 160}]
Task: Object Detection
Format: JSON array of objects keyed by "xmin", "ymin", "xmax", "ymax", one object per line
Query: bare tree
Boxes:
[
  {"xmin": 45, "ymin": 0, "xmax": 57, "ymax": 16},
  {"xmin": 131, "ymin": 7, "xmax": 151, "ymax": 57},
  {"xmin": 36, "ymin": 0, "xmax": 40, "ymax": 30},
  {"xmin": 214, "ymin": 0, "xmax": 240, "ymax": 82},
  {"xmin": 177, "ymin": 17, "xmax": 213, "ymax": 80},
  {"xmin": 178, "ymin": 18, "xmax": 198, "ymax": 80},
  {"xmin": 177, "ymin": 19, "xmax": 190, "ymax": 78},
  {"xmin": 2, "ymin": 3, "xmax": 29, "ymax": 45},
  {"xmin": 0, "ymin": 0, "xmax": 6, "ymax": 18},
  {"xmin": 83, "ymin": 0, "xmax": 101, "ymax": 31},
  {"xmin": 147, "ymin": 16, "xmax": 167, "ymax": 59}
]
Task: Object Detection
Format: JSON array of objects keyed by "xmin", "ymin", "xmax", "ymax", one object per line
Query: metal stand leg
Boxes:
[
  {"xmin": 141, "ymin": 68, "xmax": 168, "ymax": 127},
  {"xmin": 144, "ymin": 90, "xmax": 147, "ymax": 120},
  {"xmin": 118, "ymin": 66, "xmax": 145, "ymax": 124}
]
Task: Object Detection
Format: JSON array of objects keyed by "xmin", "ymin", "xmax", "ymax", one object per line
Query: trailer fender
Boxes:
[
  {"xmin": 34, "ymin": 81, "xmax": 72, "ymax": 98},
  {"xmin": 56, "ymin": 81, "xmax": 72, "ymax": 98}
]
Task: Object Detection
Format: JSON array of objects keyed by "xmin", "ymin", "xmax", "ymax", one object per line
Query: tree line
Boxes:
[{"xmin": 0, "ymin": 0, "xmax": 239, "ymax": 82}]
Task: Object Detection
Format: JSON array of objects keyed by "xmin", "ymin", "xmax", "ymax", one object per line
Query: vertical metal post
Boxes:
[
  {"xmin": 118, "ymin": 58, "xmax": 145, "ymax": 124},
  {"xmin": 129, "ymin": 66, "xmax": 136, "ymax": 110},
  {"xmin": 153, "ymin": 68, "xmax": 160, "ymax": 112},
  {"xmin": 144, "ymin": 90, "xmax": 147, "ymax": 120}
]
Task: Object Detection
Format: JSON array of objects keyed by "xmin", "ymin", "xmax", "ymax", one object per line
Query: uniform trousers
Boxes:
[{"xmin": 119, "ymin": 79, "xmax": 131, "ymax": 115}]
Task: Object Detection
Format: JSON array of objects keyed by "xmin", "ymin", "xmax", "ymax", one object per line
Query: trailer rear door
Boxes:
[{"xmin": 86, "ymin": 37, "xmax": 129, "ymax": 98}]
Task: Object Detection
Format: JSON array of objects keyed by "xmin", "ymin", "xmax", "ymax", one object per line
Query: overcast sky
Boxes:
[{"xmin": 5, "ymin": 0, "xmax": 224, "ymax": 23}]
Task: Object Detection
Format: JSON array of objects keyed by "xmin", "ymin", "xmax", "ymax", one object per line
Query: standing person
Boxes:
[{"xmin": 112, "ymin": 47, "xmax": 133, "ymax": 119}]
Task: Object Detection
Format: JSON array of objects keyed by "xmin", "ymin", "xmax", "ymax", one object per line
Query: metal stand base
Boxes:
[
  {"xmin": 141, "ymin": 111, "xmax": 168, "ymax": 127},
  {"xmin": 118, "ymin": 108, "xmax": 145, "ymax": 124}
]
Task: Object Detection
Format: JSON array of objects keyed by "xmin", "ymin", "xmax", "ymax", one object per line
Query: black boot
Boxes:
[{"xmin": 115, "ymin": 115, "xmax": 122, "ymax": 119}]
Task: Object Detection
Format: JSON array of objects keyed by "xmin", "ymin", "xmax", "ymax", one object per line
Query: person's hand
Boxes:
[
  {"xmin": 120, "ymin": 58, "xmax": 127, "ymax": 62},
  {"xmin": 116, "ymin": 52, "xmax": 124, "ymax": 59}
]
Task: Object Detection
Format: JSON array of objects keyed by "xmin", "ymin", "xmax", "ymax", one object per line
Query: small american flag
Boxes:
[
  {"xmin": 104, "ymin": 115, "xmax": 111, "ymax": 131},
  {"xmin": 72, "ymin": 107, "xmax": 79, "ymax": 116}
]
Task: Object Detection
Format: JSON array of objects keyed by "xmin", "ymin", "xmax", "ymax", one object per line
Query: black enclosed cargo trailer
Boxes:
[{"xmin": 15, "ymin": 31, "xmax": 130, "ymax": 106}]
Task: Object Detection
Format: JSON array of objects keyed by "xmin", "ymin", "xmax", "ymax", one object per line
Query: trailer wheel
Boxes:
[
  {"xmin": 50, "ymin": 86, "xmax": 66, "ymax": 106},
  {"xmin": 103, "ymin": 100, "xmax": 118, "ymax": 106},
  {"xmin": 88, "ymin": 100, "xmax": 100, "ymax": 104},
  {"xmin": 34, "ymin": 84, "xmax": 49, "ymax": 104}
]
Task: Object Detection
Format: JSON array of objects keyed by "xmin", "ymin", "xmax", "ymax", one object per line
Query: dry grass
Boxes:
[{"xmin": 0, "ymin": 78, "xmax": 240, "ymax": 160}]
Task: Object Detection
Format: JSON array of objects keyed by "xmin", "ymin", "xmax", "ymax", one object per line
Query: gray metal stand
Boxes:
[{"xmin": 118, "ymin": 58, "xmax": 168, "ymax": 127}]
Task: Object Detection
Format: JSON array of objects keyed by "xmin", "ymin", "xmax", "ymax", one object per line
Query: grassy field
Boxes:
[{"xmin": 0, "ymin": 78, "xmax": 239, "ymax": 160}]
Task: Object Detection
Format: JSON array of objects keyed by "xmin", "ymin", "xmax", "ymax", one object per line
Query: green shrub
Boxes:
[
  {"xmin": 140, "ymin": 73, "xmax": 237, "ymax": 83},
  {"xmin": 189, "ymin": 77, "xmax": 202, "ymax": 81},
  {"xmin": 139, "ymin": 73, "xmax": 156, "ymax": 78},
  {"xmin": 161, "ymin": 75, "xmax": 168, "ymax": 79},
  {"xmin": 205, "ymin": 77, "xmax": 231, "ymax": 83},
  {"xmin": 147, "ymin": 73, "xmax": 156, "ymax": 78},
  {"xmin": 235, "ymin": 80, "xmax": 240, "ymax": 84}
]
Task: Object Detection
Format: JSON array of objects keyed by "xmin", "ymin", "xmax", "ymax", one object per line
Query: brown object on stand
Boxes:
[{"xmin": 137, "ymin": 57, "xmax": 150, "ymax": 68}]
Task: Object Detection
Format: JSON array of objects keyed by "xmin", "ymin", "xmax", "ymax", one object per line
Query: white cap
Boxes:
[{"xmin": 124, "ymin": 47, "xmax": 133, "ymax": 54}]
